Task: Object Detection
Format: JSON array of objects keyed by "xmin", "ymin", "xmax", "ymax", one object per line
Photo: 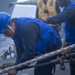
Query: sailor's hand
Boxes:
[
  {"xmin": 56, "ymin": 25, "xmax": 61, "ymax": 31},
  {"xmin": 39, "ymin": 18, "xmax": 47, "ymax": 22},
  {"xmin": 8, "ymin": 69, "xmax": 18, "ymax": 75},
  {"xmin": 63, "ymin": 41, "xmax": 68, "ymax": 47}
]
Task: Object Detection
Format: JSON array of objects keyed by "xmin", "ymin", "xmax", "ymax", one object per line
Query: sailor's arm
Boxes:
[{"xmin": 42, "ymin": 7, "xmax": 75, "ymax": 24}]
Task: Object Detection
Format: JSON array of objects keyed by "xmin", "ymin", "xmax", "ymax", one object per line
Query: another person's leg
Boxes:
[
  {"xmin": 70, "ymin": 61, "xmax": 75, "ymax": 75},
  {"xmin": 70, "ymin": 48, "xmax": 75, "ymax": 75},
  {"xmin": 34, "ymin": 57, "xmax": 55, "ymax": 75}
]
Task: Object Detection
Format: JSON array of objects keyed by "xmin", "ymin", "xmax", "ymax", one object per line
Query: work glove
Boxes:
[
  {"xmin": 8, "ymin": 69, "xmax": 18, "ymax": 75},
  {"xmin": 63, "ymin": 41, "xmax": 68, "ymax": 47}
]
